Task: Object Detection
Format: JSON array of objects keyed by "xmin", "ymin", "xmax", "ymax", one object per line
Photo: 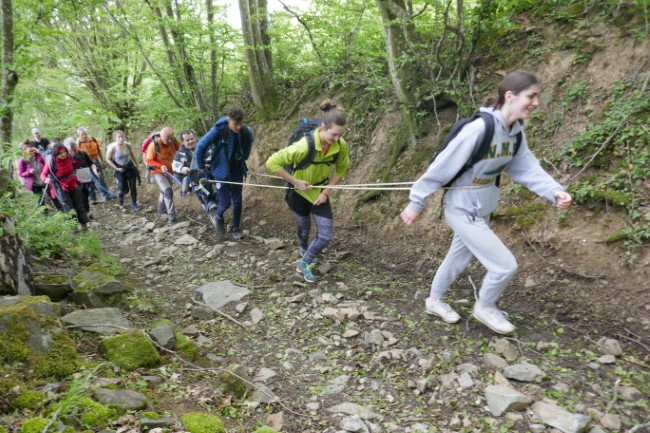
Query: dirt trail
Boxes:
[{"xmin": 88, "ymin": 185, "xmax": 650, "ymax": 433}]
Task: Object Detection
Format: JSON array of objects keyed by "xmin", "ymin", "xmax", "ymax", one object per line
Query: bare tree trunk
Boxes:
[
  {"xmin": 239, "ymin": 0, "xmax": 277, "ymax": 118},
  {"xmin": 375, "ymin": 0, "xmax": 419, "ymax": 107},
  {"xmin": 1, "ymin": 0, "xmax": 34, "ymax": 297},
  {"xmin": 206, "ymin": 0, "xmax": 219, "ymax": 119},
  {"xmin": 0, "ymin": 0, "xmax": 18, "ymax": 147}
]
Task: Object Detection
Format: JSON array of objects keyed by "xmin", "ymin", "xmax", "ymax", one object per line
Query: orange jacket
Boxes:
[
  {"xmin": 145, "ymin": 135, "xmax": 180, "ymax": 175},
  {"xmin": 78, "ymin": 136, "xmax": 103, "ymax": 162}
]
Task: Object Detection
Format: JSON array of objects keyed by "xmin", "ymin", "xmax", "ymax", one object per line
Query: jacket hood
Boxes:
[{"xmin": 479, "ymin": 106, "xmax": 524, "ymax": 137}]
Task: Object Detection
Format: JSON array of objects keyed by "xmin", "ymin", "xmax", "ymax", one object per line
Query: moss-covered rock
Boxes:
[
  {"xmin": 217, "ymin": 364, "xmax": 253, "ymax": 399},
  {"xmin": 98, "ymin": 329, "xmax": 161, "ymax": 370},
  {"xmin": 12, "ymin": 389, "xmax": 46, "ymax": 410},
  {"xmin": 33, "ymin": 272, "xmax": 73, "ymax": 301},
  {"xmin": 77, "ymin": 396, "xmax": 116, "ymax": 429},
  {"xmin": 0, "ymin": 296, "xmax": 80, "ymax": 378},
  {"xmin": 174, "ymin": 332, "xmax": 198, "ymax": 360},
  {"xmin": 20, "ymin": 417, "xmax": 50, "ymax": 433},
  {"xmin": 181, "ymin": 412, "xmax": 226, "ymax": 433},
  {"xmin": 70, "ymin": 264, "xmax": 131, "ymax": 309},
  {"xmin": 31, "ymin": 332, "xmax": 80, "ymax": 378}
]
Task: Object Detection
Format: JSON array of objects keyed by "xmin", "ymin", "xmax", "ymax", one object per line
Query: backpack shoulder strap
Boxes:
[
  {"xmin": 466, "ymin": 112, "xmax": 495, "ymax": 166},
  {"xmin": 294, "ymin": 132, "xmax": 316, "ymax": 171}
]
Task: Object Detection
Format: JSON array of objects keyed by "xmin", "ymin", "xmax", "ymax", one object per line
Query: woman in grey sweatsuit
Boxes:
[{"xmin": 401, "ymin": 70, "xmax": 573, "ymax": 334}]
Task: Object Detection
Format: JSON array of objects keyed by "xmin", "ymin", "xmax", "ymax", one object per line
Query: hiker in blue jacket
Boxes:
[
  {"xmin": 401, "ymin": 70, "xmax": 572, "ymax": 335},
  {"xmin": 194, "ymin": 107, "xmax": 254, "ymax": 240}
]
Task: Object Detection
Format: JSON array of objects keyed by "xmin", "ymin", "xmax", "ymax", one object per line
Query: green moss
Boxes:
[
  {"xmin": 181, "ymin": 412, "xmax": 226, "ymax": 433},
  {"xmin": 591, "ymin": 190, "xmax": 631, "ymax": 207},
  {"xmin": 77, "ymin": 396, "xmax": 115, "ymax": 429},
  {"xmin": 20, "ymin": 417, "xmax": 51, "ymax": 433},
  {"xmin": 34, "ymin": 273, "xmax": 68, "ymax": 285},
  {"xmin": 217, "ymin": 365, "xmax": 250, "ymax": 399},
  {"xmin": 72, "ymin": 267, "xmax": 117, "ymax": 293},
  {"xmin": 253, "ymin": 428, "xmax": 279, "ymax": 433},
  {"xmin": 12, "ymin": 389, "xmax": 46, "ymax": 410},
  {"xmin": 99, "ymin": 330, "xmax": 161, "ymax": 371},
  {"xmin": 0, "ymin": 297, "xmax": 62, "ymax": 364},
  {"xmin": 492, "ymin": 203, "xmax": 547, "ymax": 230},
  {"xmin": 605, "ymin": 228, "xmax": 630, "ymax": 243},
  {"xmin": 174, "ymin": 332, "xmax": 198, "ymax": 360},
  {"xmin": 31, "ymin": 332, "xmax": 80, "ymax": 378},
  {"xmin": 0, "ymin": 316, "xmax": 30, "ymax": 362},
  {"xmin": 141, "ymin": 411, "xmax": 160, "ymax": 419}
]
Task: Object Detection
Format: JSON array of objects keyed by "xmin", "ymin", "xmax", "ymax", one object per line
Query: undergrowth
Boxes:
[{"xmin": 556, "ymin": 77, "xmax": 650, "ymax": 261}]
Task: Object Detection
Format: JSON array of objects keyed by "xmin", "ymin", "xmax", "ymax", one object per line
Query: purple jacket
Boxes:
[{"xmin": 18, "ymin": 153, "xmax": 46, "ymax": 191}]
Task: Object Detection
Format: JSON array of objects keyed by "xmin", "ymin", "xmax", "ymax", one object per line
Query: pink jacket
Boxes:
[{"xmin": 17, "ymin": 153, "xmax": 46, "ymax": 191}]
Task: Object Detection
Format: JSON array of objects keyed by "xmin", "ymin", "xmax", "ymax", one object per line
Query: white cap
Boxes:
[{"xmin": 32, "ymin": 128, "xmax": 40, "ymax": 134}]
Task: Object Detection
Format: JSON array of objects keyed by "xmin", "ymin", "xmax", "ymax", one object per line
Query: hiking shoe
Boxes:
[
  {"xmin": 425, "ymin": 298, "xmax": 460, "ymax": 323},
  {"xmin": 296, "ymin": 259, "xmax": 316, "ymax": 283},
  {"xmin": 215, "ymin": 216, "xmax": 225, "ymax": 236},
  {"xmin": 233, "ymin": 229, "xmax": 244, "ymax": 240},
  {"xmin": 472, "ymin": 303, "xmax": 515, "ymax": 334},
  {"xmin": 167, "ymin": 214, "xmax": 176, "ymax": 223},
  {"xmin": 299, "ymin": 247, "xmax": 319, "ymax": 265},
  {"xmin": 131, "ymin": 203, "xmax": 140, "ymax": 212},
  {"xmin": 181, "ymin": 176, "xmax": 190, "ymax": 197}
]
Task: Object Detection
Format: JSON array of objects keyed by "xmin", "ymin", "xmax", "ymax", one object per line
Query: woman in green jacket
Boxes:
[{"xmin": 266, "ymin": 99, "xmax": 350, "ymax": 283}]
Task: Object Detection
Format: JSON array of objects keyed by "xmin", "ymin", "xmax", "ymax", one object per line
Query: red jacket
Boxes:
[{"xmin": 41, "ymin": 145, "xmax": 81, "ymax": 198}]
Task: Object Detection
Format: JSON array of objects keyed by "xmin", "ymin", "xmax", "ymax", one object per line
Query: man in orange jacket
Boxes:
[{"xmin": 145, "ymin": 127, "xmax": 181, "ymax": 223}]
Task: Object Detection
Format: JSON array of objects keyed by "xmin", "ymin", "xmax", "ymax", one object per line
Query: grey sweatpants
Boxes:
[
  {"xmin": 429, "ymin": 210, "xmax": 518, "ymax": 307},
  {"xmin": 153, "ymin": 173, "xmax": 175, "ymax": 217}
]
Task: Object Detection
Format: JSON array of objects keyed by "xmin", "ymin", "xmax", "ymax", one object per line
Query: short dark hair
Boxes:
[
  {"xmin": 179, "ymin": 129, "xmax": 196, "ymax": 141},
  {"xmin": 227, "ymin": 106, "xmax": 245, "ymax": 123}
]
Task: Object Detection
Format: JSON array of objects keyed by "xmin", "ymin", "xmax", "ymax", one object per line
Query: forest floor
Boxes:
[{"xmin": 84, "ymin": 179, "xmax": 650, "ymax": 433}]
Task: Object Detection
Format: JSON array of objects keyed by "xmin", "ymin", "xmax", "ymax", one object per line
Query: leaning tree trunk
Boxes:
[
  {"xmin": 1, "ymin": 0, "xmax": 34, "ymax": 296},
  {"xmin": 239, "ymin": 0, "xmax": 277, "ymax": 118},
  {"xmin": 375, "ymin": 0, "xmax": 419, "ymax": 107}
]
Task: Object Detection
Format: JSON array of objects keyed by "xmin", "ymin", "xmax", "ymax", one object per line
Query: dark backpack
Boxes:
[
  {"xmin": 286, "ymin": 117, "xmax": 338, "ymax": 173},
  {"xmin": 434, "ymin": 112, "xmax": 522, "ymax": 187},
  {"xmin": 145, "ymin": 134, "xmax": 179, "ymax": 170}
]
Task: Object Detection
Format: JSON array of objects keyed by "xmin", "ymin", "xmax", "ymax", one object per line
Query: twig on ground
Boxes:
[
  {"xmin": 191, "ymin": 297, "xmax": 246, "ymax": 328},
  {"xmin": 620, "ymin": 329, "xmax": 650, "ymax": 352},
  {"xmin": 623, "ymin": 357, "xmax": 650, "ymax": 369},
  {"xmin": 503, "ymin": 337, "xmax": 541, "ymax": 356}
]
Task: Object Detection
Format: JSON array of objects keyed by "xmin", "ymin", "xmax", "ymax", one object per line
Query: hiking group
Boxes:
[{"xmin": 18, "ymin": 71, "xmax": 573, "ymax": 335}]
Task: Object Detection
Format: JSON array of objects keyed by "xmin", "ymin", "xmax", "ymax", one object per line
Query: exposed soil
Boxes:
[{"xmin": 82, "ymin": 177, "xmax": 650, "ymax": 432}]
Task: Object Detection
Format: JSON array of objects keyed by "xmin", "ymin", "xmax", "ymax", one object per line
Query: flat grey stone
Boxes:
[
  {"xmin": 196, "ymin": 280, "xmax": 250, "ymax": 309},
  {"xmin": 485, "ymin": 384, "xmax": 533, "ymax": 416},
  {"xmin": 61, "ymin": 308, "xmax": 132, "ymax": 335},
  {"xmin": 531, "ymin": 401, "xmax": 591, "ymax": 433},
  {"xmin": 93, "ymin": 388, "xmax": 148, "ymax": 410}
]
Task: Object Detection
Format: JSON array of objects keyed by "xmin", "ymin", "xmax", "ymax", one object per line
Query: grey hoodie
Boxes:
[{"xmin": 408, "ymin": 107, "xmax": 565, "ymax": 218}]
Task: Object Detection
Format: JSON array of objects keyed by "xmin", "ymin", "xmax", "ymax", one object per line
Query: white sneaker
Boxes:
[
  {"xmin": 473, "ymin": 303, "xmax": 515, "ymax": 334},
  {"xmin": 425, "ymin": 298, "xmax": 460, "ymax": 323}
]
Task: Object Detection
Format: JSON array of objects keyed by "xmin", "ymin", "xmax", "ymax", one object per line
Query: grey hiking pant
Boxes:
[
  {"xmin": 429, "ymin": 210, "xmax": 517, "ymax": 307},
  {"xmin": 153, "ymin": 173, "xmax": 175, "ymax": 217}
]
